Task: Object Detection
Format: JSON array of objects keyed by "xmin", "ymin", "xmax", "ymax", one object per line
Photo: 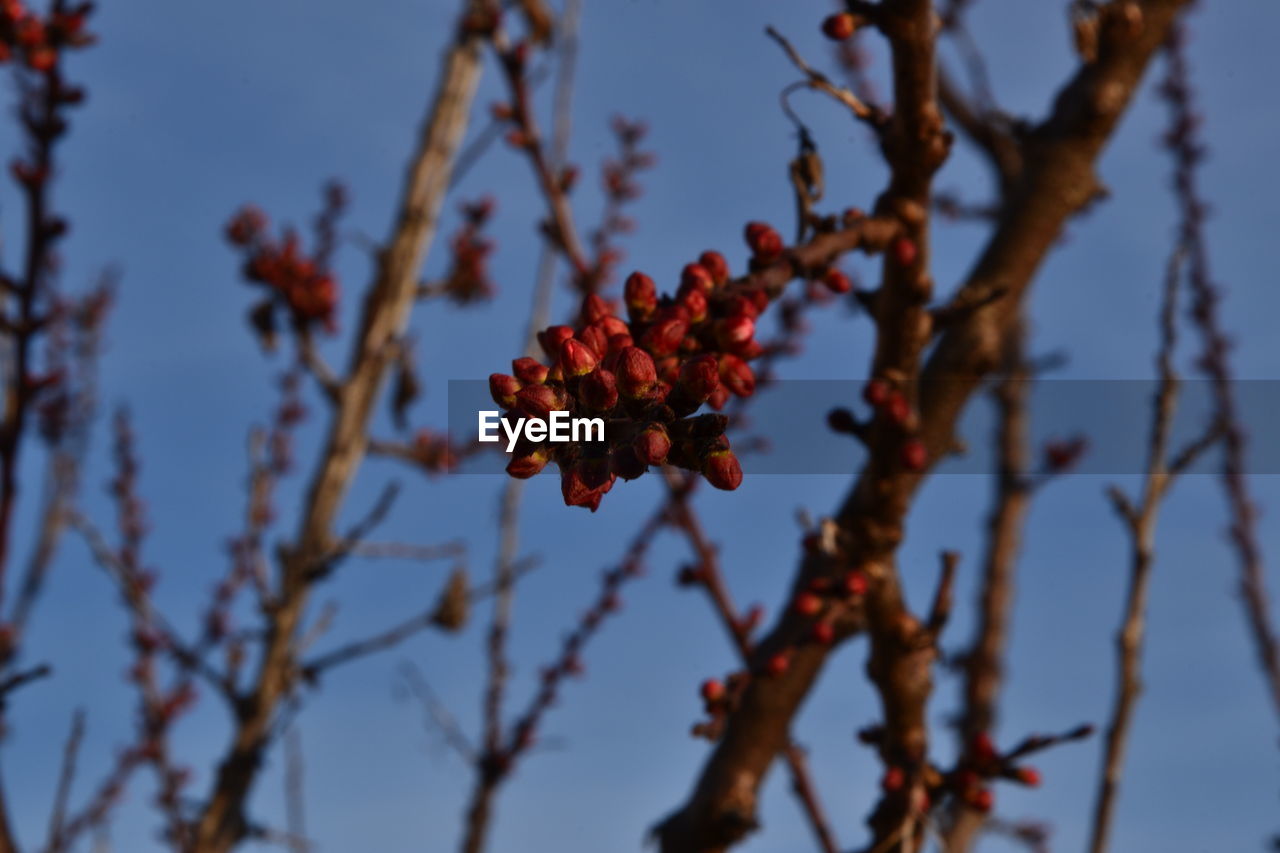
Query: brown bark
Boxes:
[
  {"xmin": 655, "ymin": 3, "xmax": 1193, "ymax": 850},
  {"xmin": 189, "ymin": 10, "xmax": 486, "ymax": 851}
]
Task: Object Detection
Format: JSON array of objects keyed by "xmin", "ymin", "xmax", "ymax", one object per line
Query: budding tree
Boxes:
[{"xmin": 0, "ymin": 1, "xmax": 1275, "ymax": 853}]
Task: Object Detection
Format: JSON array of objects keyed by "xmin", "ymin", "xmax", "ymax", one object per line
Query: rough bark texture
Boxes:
[{"xmin": 655, "ymin": 3, "xmax": 1193, "ymax": 850}]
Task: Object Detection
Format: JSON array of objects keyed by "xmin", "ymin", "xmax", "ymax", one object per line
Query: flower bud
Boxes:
[
  {"xmin": 901, "ymin": 438, "xmax": 927, "ymax": 471},
  {"xmin": 679, "ymin": 287, "xmax": 708, "ymax": 323},
  {"xmin": 763, "ymin": 651, "xmax": 790, "ymax": 676},
  {"xmin": 708, "ymin": 385, "xmax": 730, "ymax": 410},
  {"xmin": 611, "ymin": 446, "xmax": 647, "ymax": 480},
  {"xmin": 886, "ymin": 391, "xmax": 911, "ymax": 426},
  {"xmin": 506, "ymin": 445, "xmax": 550, "ymax": 479},
  {"xmin": 624, "ymin": 271, "xmax": 658, "ymax": 320},
  {"xmin": 578, "ymin": 324, "xmax": 610, "ymax": 359},
  {"xmin": 881, "ymin": 767, "xmax": 906, "ymax": 792},
  {"xmin": 821, "ymin": 12, "xmax": 857, "ymax": 40},
  {"xmin": 515, "ymin": 384, "xmax": 563, "ymax": 421},
  {"xmin": 744, "ymin": 221, "xmax": 784, "ymax": 261},
  {"xmin": 863, "ymin": 378, "xmax": 890, "ymax": 408},
  {"xmin": 580, "ymin": 293, "xmax": 611, "ymax": 324},
  {"xmin": 793, "ymin": 592, "xmax": 822, "ymax": 617},
  {"xmin": 579, "ymin": 368, "xmax": 618, "ymax": 411},
  {"xmin": 811, "ymin": 622, "xmax": 835, "ymax": 645},
  {"xmin": 634, "ymin": 424, "xmax": 671, "ymax": 466},
  {"xmin": 718, "ymin": 354, "xmax": 756, "ymax": 398},
  {"xmin": 843, "ymin": 570, "xmax": 868, "ymax": 597},
  {"xmin": 716, "ymin": 314, "xmax": 755, "ymax": 350},
  {"xmin": 616, "ymin": 346, "xmax": 657, "ymax": 397},
  {"xmin": 700, "ymin": 679, "xmax": 726, "ymax": 704},
  {"xmin": 512, "ymin": 356, "xmax": 548, "ymax": 385},
  {"xmin": 702, "ymin": 448, "xmax": 742, "ymax": 490},
  {"xmin": 560, "ymin": 465, "xmax": 598, "ymax": 510},
  {"xmin": 679, "ymin": 262, "xmax": 714, "ymax": 295},
  {"xmin": 822, "ymin": 268, "xmax": 853, "ymax": 294},
  {"xmin": 641, "ymin": 314, "xmax": 689, "ymax": 357},
  {"xmin": 678, "ymin": 354, "xmax": 720, "ymax": 403},
  {"xmin": 892, "ymin": 236, "xmax": 918, "ymax": 267},
  {"xmin": 698, "ymin": 250, "xmax": 730, "ymax": 286},
  {"xmin": 538, "ymin": 325, "xmax": 575, "ymax": 359},
  {"xmin": 559, "ymin": 338, "xmax": 598, "ymax": 377},
  {"xmin": 489, "ymin": 373, "xmax": 522, "ymax": 408},
  {"xmin": 1014, "ymin": 767, "xmax": 1041, "ymax": 787}
]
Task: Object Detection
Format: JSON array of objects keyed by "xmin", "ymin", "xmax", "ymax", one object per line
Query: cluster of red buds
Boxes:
[
  {"xmin": 828, "ymin": 376, "xmax": 930, "ymax": 471},
  {"xmin": 225, "ymin": 204, "xmax": 341, "ymax": 339},
  {"xmin": 790, "ymin": 553, "xmax": 869, "ymax": 647},
  {"xmin": 945, "ymin": 731, "xmax": 1043, "ymax": 815},
  {"xmin": 490, "ymin": 222, "xmax": 819, "ymax": 509},
  {"xmin": 437, "ymin": 197, "xmax": 497, "ymax": 304},
  {"xmin": 0, "ymin": 1, "xmax": 94, "ymax": 73}
]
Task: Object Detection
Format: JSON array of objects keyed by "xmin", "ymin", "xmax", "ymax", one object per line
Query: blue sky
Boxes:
[{"xmin": 2, "ymin": 1, "xmax": 1278, "ymax": 851}]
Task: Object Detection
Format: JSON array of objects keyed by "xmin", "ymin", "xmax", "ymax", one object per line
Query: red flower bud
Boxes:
[
  {"xmin": 863, "ymin": 378, "xmax": 890, "ymax": 408},
  {"xmin": 515, "ymin": 384, "xmax": 563, "ymax": 421},
  {"xmin": 970, "ymin": 788, "xmax": 994, "ymax": 813},
  {"xmin": 821, "ymin": 12, "xmax": 858, "ymax": 40},
  {"xmin": 579, "ymin": 368, "xmax": 618, "ymax": 411},
  {"xmin": 702, "ymin": 448, "xmax": 742, "ymax": 491},
  {"xmin": 843, "ymin": 571, "xmax": 868, "ymax": 598},
  {"xmin": 881, "ymin": 766, "xmax": 906, "ymax": 792},
  {"xmin": 560, "ymin": 338, "xmax": 598, "ymax": 377},
  {"xmin": 538, "ymin": 325, "xmax": 575, "ymax": 359},
  {"xmin": 560, "ymin": 465, "xmax": 600, "ymax": 511},
  {"xmin": 1014, "ymin": 767, "xmax": 1041, "ymax": 787},
  {"xmin": 679, "ymin": 287, "xmax": 708, "ymax": 323},
  {"xmin": 624, "ymin": 271, "xmax": 658, "ymax": 320},
  {"xmin": 641, "ymin": 314, "xmax": 689, "ymax": 357},
  {"xmin": 633, "ymin": 424, "xmax": 671, "ymax": 466},
  {"xmin": 822, "ymin": 268, "xmax": 853, "ymax": 294},
  {"xmin": 506, "ymin": 445, "xmax": 550, "ymax": 479},
  {"xmin": 580, "ymin": 293, "xmax": 612, "ymax": 325},
  {"xmin": 764, "ymin": 651, "xmax": 790, "ymax": 677},
  {"xmin": 971, "ymin": 731, "xmax": 998, "ymax": 763},
  {"xmin": 886, "ymin": 391, "xmax": 911, "ymax": 426},
  {"xmin": 707, "ymin": 385, "xmax": 730, "ymax": 411},
  {"xmin": 26, "ymin": 45, "xmax": 55, "ymax": 73},
  {"xmin": 578, "ymin": 323, "xmax": 610, "ymax": 359},
  {"xmin": 611, "ymin": 446, "xmax": 647, "ymax": 480},
  {"xmin": 811, "ymin": 621, "xmax": 835, "ymax": 645},
  {"xmin": 901, "ymin": 438, "xmax": 927, "ymax": 471},
  {"xmin": 489, "ymin": 373, "xmax": 522, "ymax": 408},
  {"xmin": 597, "ymin": 315, "xmax": 630, "ymax": 340},
  {"xmin": 744, "ymin": 221, "xmax": 784, "ymax": 261},
  {"xmin": 724, "ymin": 293, "xmax": 760, "ymax": 320},
  {"xmin": 793, "ymin": 592, "xmax": 822, "ymax": 618},
  {"xmin": 716, "ymin": 314, "xmax": 756, "ymax": 350},
  {"xmin": 698, "ymin": 250, "xmax": 730, "ymax": 286},
  {"xmin": 512, "ymin": 356, "xmax": 548, "ymax": 385},
  {"xmin": 616, "ymin": 346, "xmax": 657, "ymax": 398},
  {"xmin": 892, "ymin": 236, "xmax": 918, "ymax": 267},
  {"xmin": 680, "ymin": 262, "xmax": 714, "ymax": 295},
  {"xmin": 678, "ymin": 354, "xmax": 720, "ymax": 403},
  {"xmin": 718, "ymin": 354, "xmax": 756, "ymax": 398},
  {"xmin": 700, "ymin": 679, "xmax": 725, "ymax": 704}
]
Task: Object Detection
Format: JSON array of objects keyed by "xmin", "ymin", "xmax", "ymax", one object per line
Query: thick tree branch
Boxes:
[
  {"xmin": 655, "ymin": 3, "xmax": 1192, "ymax": 850},
  {"xmin": 189, "ymin": 3, "xmax": 489, "ymax": 848}
]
